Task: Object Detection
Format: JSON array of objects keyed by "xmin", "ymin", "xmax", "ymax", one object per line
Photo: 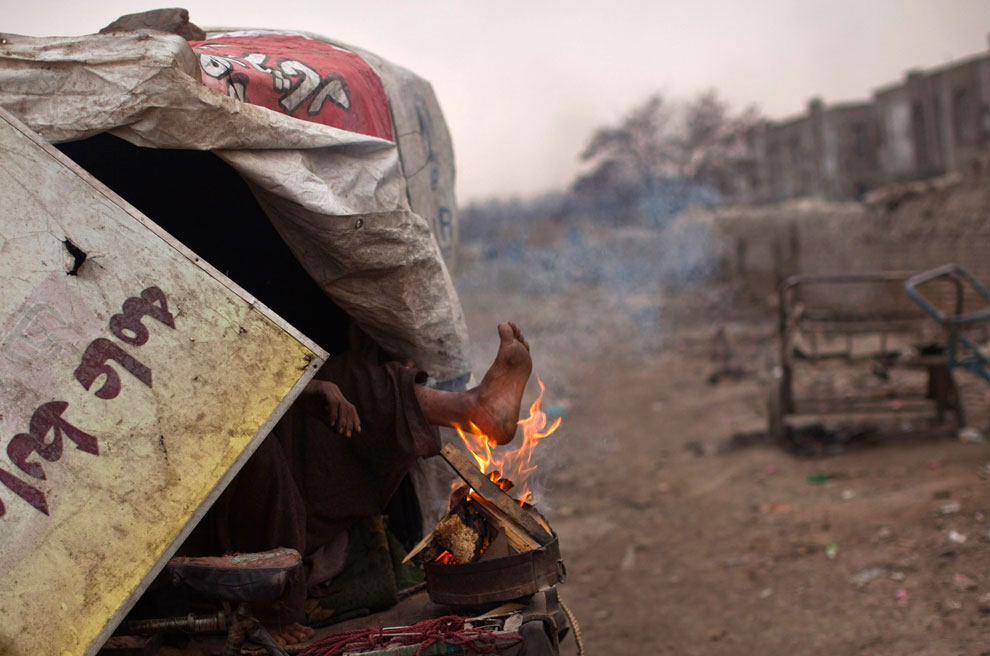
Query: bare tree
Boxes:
[
  {"xmin": 573, "ymin": 94, "xmax": 672, "ymax": 203},
  {"xmin": 673, "ymin": 91, "xmax": 762, "ymax": 197},
  {"xmin": 573, "ymin": 90, "xmax": 761, "ymax": 220}
]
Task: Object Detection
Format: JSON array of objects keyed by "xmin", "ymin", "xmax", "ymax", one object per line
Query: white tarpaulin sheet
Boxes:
[{"xmin": 0, "ymin": 30, "xmax": 470, "ymax": 381}]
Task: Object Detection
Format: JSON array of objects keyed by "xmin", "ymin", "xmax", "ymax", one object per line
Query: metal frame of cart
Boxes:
[{"xmin": 768, "ymin": 272, "xmax": 965, "ymax": 443}]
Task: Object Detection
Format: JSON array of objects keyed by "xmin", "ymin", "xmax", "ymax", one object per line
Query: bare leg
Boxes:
[{"xmin": 415, "ymin": 322, "xmax": 532, "ymax": 445}]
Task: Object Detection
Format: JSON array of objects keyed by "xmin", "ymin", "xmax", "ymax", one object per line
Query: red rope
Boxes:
[{"xmin": 299, "ymin": 615, "xmax": 523, "ymax": 656}]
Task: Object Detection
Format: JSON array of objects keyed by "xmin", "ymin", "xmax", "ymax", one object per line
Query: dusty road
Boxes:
[{"xmin": 455, "ymin": 264, "xmax": 990, "ymax": 656}]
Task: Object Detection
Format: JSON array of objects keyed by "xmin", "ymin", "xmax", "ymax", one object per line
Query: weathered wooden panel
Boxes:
[{"xmin": 0, "ymin": 108, "xmax": 328, "ymax": 655}]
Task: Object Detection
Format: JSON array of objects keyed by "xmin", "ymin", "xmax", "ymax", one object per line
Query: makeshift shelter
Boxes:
[
  {"xmin": 0, "ymin": 19, "xmax": 470, "ymax": 384},
  {"xmin": 0, "ymin": 12, "xmax": 482, "ymax": 654}
]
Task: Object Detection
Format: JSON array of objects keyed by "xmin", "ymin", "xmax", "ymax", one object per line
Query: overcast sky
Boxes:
[{"xmin": 6, "ymin": 1, "xmax": 989, "ymax": 202}]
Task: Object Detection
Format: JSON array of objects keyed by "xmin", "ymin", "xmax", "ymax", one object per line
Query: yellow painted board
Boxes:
[{"xmin": 0, "ymin": 107, "xmax": 329, "ymax": 656}]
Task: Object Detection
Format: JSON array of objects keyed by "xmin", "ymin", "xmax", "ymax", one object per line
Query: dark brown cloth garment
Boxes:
[{"xmin": 182, "ymin": 352, "xmax": 440, "ymax": 624}]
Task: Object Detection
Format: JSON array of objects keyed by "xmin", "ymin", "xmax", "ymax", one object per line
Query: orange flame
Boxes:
[
  {"xmin": 434, "ymin": 550, "xmax": 457, "ymax": 565},
  {"xmin": 453, "ymin": 378, "xmax": 561, "ymax": 506}
]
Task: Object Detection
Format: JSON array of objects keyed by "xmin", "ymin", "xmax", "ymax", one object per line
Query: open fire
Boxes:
[
  {"xmin": 406, "ymin": 380, "xmax": 561, "ymax": 568},
  {"xmin": 455, "ymin": 378, "xmax": 562, "ymax": 508}
]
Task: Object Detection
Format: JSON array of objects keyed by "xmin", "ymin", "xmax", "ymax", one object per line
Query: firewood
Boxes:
[
  {"xmin": 405, "ymin": 453, "xmax": 556, "ymax": 565},
  {"xmin": 487, "ymin": 471, "xmax": 514, "ymax": 492},
  {"xmin": 405, "ymin": 497, "xmax": 538, "ymax": 563},
  {"xmin": 477, "ymin": 528, "xmax": 512, "ymax": 562},
  {"xmin": 403, "ymin": 505, "xmax": 482, "ymax": 565},
  {"xmin": 402, "ymin": 487, "xmax": 480, "ymax": 564},
  {"xmin": 402, "ymin": 526, "xmax": 439, "ymax": 564},
  {"xmin": 447, "ymin": 484, "xmax": 470, "ymax": 511},
  {"xmin": 525, "ymin": 504, "xmax": 553, "ymax": 535},
  {"xmin": 440, "ymin": 444, "xmax": 553, "ymax": 545},
  {"xmin": 467, "ymin": 496, "xmax": 542, "ymax": 552},
  {"xmin": 433, "ymin": 508, "xmax": 486, "ymax": 563},
  {"xmin": 420, "ymin": 540, "xmax": 443, "ymax": 564}
]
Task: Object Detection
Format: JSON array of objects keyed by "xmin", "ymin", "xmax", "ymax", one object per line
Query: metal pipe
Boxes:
[{"xmin": 116, "ymin": 611, "xmax": 226, "ymax": 636}]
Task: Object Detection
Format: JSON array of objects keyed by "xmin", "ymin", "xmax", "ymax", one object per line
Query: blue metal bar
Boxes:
[{"xmin": 906, "ymin": 264, "xmax": 990, "ymax": 383}]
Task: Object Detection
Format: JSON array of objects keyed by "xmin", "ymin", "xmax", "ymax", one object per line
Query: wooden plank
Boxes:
[
  {"xmin": 469, "ymin": 496, "xmax": 543, "ymax": 552},
  {"xmin": 0, "ymin": 106, "xmax": 328, "ymax": 656},
  {"xmin": 402, "ymin": 527, "xmax": 439, "ymax": 564},
  {"xmin": 439, "ymin": 444, "xmax": 553, "ymax": 546}
]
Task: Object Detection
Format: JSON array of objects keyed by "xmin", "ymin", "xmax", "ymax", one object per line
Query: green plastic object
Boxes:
[{"xmin": 807, "ymin": 471, "xmax": 831, "ymax": 485}]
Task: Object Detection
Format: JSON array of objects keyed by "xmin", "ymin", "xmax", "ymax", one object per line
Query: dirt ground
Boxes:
[{"xmin": 454, "ymin": 266, "xmax": 990, "ymax": 656}]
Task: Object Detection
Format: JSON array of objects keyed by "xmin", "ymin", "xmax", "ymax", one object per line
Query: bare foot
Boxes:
[
  {"xmin": 264, "ymin": 621, "xmax": 314, "ymax": 646},
  {"xmin": 414, "ymin": 323, "xmax": 532, "ymax": 444},
  {"xmin": 469, "ymin": 322, "xmax": 533, "ymax": 445}
]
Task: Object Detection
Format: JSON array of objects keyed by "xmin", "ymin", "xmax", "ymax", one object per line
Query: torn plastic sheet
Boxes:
[{"xmin": 0, "ymin": 29, "xmax": 469, "ymax": 381}]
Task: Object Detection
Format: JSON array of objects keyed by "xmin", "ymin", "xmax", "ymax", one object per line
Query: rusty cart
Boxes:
[{"xmin": 768, "ymin": 272, "xmax": 966, "ymax": 446}]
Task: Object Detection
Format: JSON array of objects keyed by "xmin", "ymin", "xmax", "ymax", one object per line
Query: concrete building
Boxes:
[
  {"xmin": 758, "ymin": 99, "xmax": 882, "ymax": 202},
  {"xmin": 755, "ymin": 36, "xmax": 990, "ymax": 203},
  {"xmin": 759, "ymin": 107, "xmax": 817, "ymax": 201}
]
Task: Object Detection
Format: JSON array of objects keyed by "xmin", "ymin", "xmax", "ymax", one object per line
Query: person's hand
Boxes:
[{"xmin": 299, "ymin": 380, "xmax": 362, "ymax": 437}]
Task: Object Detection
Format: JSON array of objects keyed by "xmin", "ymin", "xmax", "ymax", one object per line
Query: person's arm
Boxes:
[{"xmin": 297, "ymin": 379, "xmax": 362, "ymax": 437}]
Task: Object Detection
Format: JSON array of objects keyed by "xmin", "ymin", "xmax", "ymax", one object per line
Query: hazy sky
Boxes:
[{"xmin": 6, "ymin": 1, "xmax": 989, "ymax": 202}]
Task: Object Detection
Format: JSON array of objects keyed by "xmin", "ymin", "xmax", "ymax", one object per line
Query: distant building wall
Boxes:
[
  {"xmin": 758, "ymin": 99, "xmax": 882, "ymax": 202},
  {"xmin": 822, "ymin": 102, "xmax": 883, "ymax": 199},
  {"xmin": 762, "ymin": 113, "xmax": 817, "ymax": 201},
  {"xmin": 875, "ymin": 83, "xmax": 916, "ymax": 181},
  {"xmin": 940, "ymin": 55, "xmax": 990, "ymax": 170},
  {"xmin": 754, "ymin": 37, "xmax": 990, "ymax": 204}
]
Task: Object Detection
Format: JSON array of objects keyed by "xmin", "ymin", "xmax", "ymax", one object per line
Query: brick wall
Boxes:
[{"xmin": 714, "ymin": 159, "xmax": 990, "ymax": 310}]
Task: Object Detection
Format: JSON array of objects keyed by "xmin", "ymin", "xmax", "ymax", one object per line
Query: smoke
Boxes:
[
  {"xmin": 452, "ymin": 192, "xmax": 726, "ymax": 510},
  {"xmin": 456, "ymin": 193, "xmax": 724, "ymax": 355}
]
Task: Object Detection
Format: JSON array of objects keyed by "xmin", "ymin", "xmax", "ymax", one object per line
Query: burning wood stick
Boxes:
[
  {"xmin": 403, "ymin": 488, "xmax": 542, "ymax": 564},
  {"xmin": 432, "ymin": 508, "xmax": 486, "ymax": 563},
  {"xmin": 469, "ymin": 495, "xmax": 543, "ymax": 552},
  {"xmin": 440, "ymin": 444, "xmax": 553, "ymax": 546}
]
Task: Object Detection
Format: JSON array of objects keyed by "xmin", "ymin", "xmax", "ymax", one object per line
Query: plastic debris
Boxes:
[
  {"xmin": 840, "ymin": 489, "xmax": 856, "ymax": 501},
  {"xmin": 958, "ymin": 426, "xmax": 987, "ymax": 443},
  {"xmin": 948, "ymin": 530, "xmax": 968, "ymax": 544},
  {"xmin": 758, "ymin": 587, "xmax": 773, "ymax": 599},
  {"xmin": 895, "ymin": 588, "xmax": 910, "ymax": 604},
  {"xmin": 825, "ymin": 543, "xmax": 839, "ymax": 559},
  {"xmin": 937, "ymin": 501, "xmax": 961, "ymax": 515},
  {"xmin": 807, "ymin": 471, "xmax": 832, "ymax": 485},
  {"xmin": 850, "ymin": 567, "xmax": 885, "ymax": 586}
]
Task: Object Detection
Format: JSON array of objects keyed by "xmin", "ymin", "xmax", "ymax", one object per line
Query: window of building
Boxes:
[
  {"xmin": 912, "ymin": 101, "xmax": 929, "ymax": 170},
  {"xmin": 952, "ymin": 88, "xmax": 975, "ymax": 144},
  {"xmin": 852, "ymin": 123, "xmax": 868, "ymax": 158}
]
